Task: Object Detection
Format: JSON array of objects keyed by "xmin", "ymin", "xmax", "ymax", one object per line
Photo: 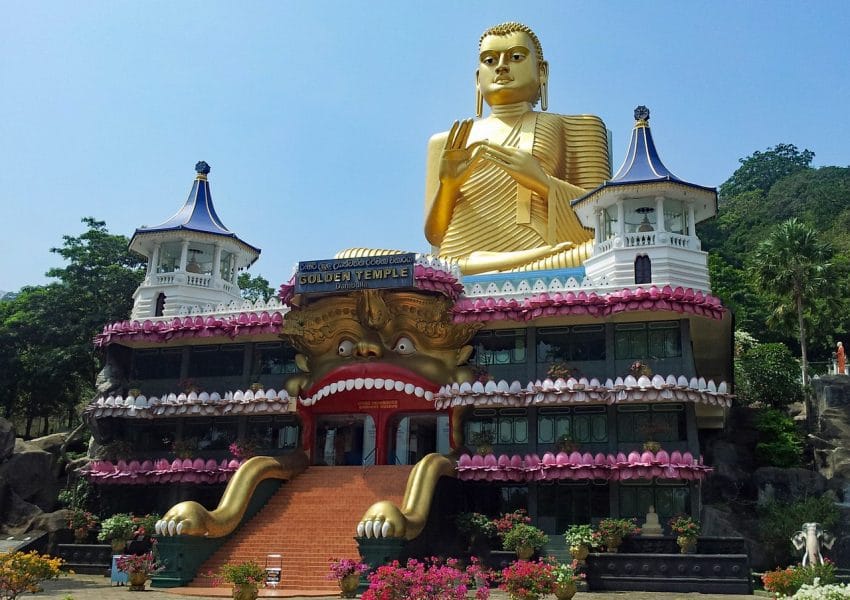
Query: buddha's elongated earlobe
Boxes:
[
  {"xmin": 539, "ymin": 61, "xmax": 549, "ymax": 111},
  {"xmin": 475, "ymin": 73, "xmax": 483, "ymax": 118}
]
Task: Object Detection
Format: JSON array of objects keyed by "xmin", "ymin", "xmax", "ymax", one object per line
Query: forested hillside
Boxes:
[{"xmin": 698, "ymin": 144, "xmax": 850, "ymax": 365}]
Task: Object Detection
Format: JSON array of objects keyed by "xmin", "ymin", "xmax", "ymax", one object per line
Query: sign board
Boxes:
[{"xmin": 294, "ymin": 253, "xmax": 416, "ymax": 295}]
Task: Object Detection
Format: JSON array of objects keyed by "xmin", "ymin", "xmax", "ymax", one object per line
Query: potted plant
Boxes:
[
  {"xmin": 456, "ymin": 512, "xmax": 497, "ymax": 554},
  {"xmin": 551, "ymin": 560, "xmax": 584, "ymax": 600},
  {"xmin": 327, "ymin": 557, "xmax": 370, "ymax": 598},
  {"xmin": 596, "ymin": 518, "xmax": 640, "ymax": 553},
  {"xmin": 98, "ymin": 513, "xmax": 136, "ymax": 553},
  {"xmin": 502, "ymin": 523, "xmax": 549, "ymax": 560},
  {"xmin": 469, "ymin": 429, "xmax": 496, "ymax": 455},
  {"xmin": 168, "ymin": 437, "xmax": 199, "ymax": 459},
  {"xmin": 563, "ymin": 524, "xmax": 596, "ymax": 562},
  {"xmin": 547, "ymin": 361, "xmax": 574, "ymax": 380},
  {"xmin": 116, "ymin": 552, "xmax": 162, "ymax": 591},
  {"xmin": 628, "ymin": 360, "xmax": 652, "ymax": 378},
  {"xmin": 499, "ymin": 558, "xmax": 555, "ymax": 600},
  {"xmin": 67, "ymin": 509, "xmax": 99, "ymax": 543},
  {"xmin": 229, "ymin": 439, "xmax": 258, "ymax": 460},
  {"xmin": 210, "ymin": 560, "xmax": 266, "ymax": 600},
  {"xmin": 668, "ymin": 514, "xmax": 700, "ymax": 553}
]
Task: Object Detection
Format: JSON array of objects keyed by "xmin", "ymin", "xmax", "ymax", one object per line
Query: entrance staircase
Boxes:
[{"xmin": 190, "ymin": 465, "xmax": 412, "ymax": 592}]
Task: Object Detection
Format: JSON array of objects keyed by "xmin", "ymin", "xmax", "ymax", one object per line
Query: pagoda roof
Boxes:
[
  {"xmin": 573, "ymin": 106, "xmax": 716, "ymax": 206},
  {"xmin": 130, "ymin": 161, "xmax": 260, "ymax": 256}
]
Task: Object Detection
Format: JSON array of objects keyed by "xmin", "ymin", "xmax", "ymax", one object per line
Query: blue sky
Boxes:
[{"xmin": 1, "ymin": 1, "xmax": 849, "ymax": 292}]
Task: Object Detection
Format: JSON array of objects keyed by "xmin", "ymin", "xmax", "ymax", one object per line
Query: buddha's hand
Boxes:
[
  {"xmin": 484, "ymin": 142, "xmax": 550, "ymax": 196},
  {"xmin": 156, "ymin": 501, "xmax": 211, "ymax": 537},
  {"xmin": 439, "ymin": 119, "xmax": 486, "ymax": 189},
  {"xmin": 356, "ymin": 500, "xmax": 408, "ymax": 539}
]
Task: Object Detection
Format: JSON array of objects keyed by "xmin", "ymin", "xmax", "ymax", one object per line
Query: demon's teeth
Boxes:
[
  {"xmin": 354, "ymin": 378, "xmax": 364, "ymax": 389},
  {"xmin": 414, "ymin": 386, "xmax": 425, "ymax": 397},
  {"xmin": 345, "ymin": 379, "xmax": 355, "ymax": 391},
  {"xmin": 394, "ymin": 380, "xmax": 405, "ymax": 392},
  {"xmin": 374, "ymin": 378, "xmax": 385, "ymax": 389},
  {"xmin": 424, "ymin": 391, "xmax": 434, "ymax": 401},
  {"xmin": 329, "ymin": 382, "xmax": 338, "ymax": 394},
  {"xmin": 405, "ymin": 383, "xmax": 415, "ymax": 395},
  {"xmin": 364, "ymin": 378, "xmax": 375, "ymax": 389},
  {"xmin": 384, "ymin": 379, "xmax": 394, "ymax": 391}
]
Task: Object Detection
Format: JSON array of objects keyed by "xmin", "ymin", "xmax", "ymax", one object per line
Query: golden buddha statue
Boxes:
[{"xmin": 424, "ymin": 22, "xmax": 610, "ymax": 274}]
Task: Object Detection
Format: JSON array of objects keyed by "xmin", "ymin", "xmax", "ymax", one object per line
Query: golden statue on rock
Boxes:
[{"xmin": 425, "ymin": 22, "xmax": 610, "ymax": 274}]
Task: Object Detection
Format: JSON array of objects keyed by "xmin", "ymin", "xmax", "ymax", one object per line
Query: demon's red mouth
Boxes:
[{"xmin": 300, "ymin": 362, "xmax": 440, "ymax": 406}]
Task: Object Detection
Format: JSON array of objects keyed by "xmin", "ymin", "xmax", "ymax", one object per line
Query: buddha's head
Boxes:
[{"xmin": 477, "ymin": 22, "xmax": 548, "ymax": 111}]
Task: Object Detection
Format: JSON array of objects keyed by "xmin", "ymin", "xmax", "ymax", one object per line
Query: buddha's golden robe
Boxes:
[{"xmin": 435, "ymin": 112, "xmax": 610, "ymax": 271}]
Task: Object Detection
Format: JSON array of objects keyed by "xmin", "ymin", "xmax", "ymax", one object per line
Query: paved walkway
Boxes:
[{"xmin": 38, "ymin": 574, "xmax": 764, "ymax": 600}]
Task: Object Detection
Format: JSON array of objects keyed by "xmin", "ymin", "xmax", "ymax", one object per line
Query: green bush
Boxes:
[
  {"xmin": 758, "ymin": 496, "xmax": 840, "ymax": 567},
  {"xmin": 755, "ymin": 408, "xmax": 803, "ymax": 468},
  {"xmin": 97, "ymin": 513, "xmax": 135, "ymax": 543},
  {"xmin": 737, "ymin": 343, "xmax": 803, "ymax": 407}
]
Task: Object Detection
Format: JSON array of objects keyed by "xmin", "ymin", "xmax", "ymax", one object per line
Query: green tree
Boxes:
[
  {"xmin": 237, "ymin": 273, "xmax": 275, "ymax": 302},
  {"xmin": 737, "ymin": 343, "xmax": 803, "ymax": 408},
  {"xmin": 750, "ymin": 218, "xmax": 833, "ymax": 422},
  {"xmin": 0, "ymin": 218, "xmax": 143, "ymax": 434},
  {"xmin": 719, "ymin": 143, "xmax": 814, "ymax": 200}
]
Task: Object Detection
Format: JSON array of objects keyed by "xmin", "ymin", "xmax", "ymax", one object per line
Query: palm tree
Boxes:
[{"xmin": 751, "ymin": 218, "xmax": 832, "ymax": 426}]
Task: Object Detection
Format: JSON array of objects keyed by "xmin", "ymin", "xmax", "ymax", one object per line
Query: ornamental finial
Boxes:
[
  {"xmin": 634, "ymin": 105, "xmax": 650, "ymax": 123},
  {"xmin": 195, "ymin": 161, "xmax": 211, "ymax": 176}
]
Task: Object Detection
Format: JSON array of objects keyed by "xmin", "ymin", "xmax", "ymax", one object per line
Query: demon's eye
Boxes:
[
  {"xmin": 337, "ymin": 339, "xmax": 355, "ymax": 356},
  {"xmin": 393, "ymin": 336, "xmax": 416, "ymax": 355}
]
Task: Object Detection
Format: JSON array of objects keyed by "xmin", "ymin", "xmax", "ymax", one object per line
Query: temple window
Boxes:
[
  {"xmin": 616, "ymin": 403, "xmax": 686, "ymax": 443},
  {"xmin": 188, "ymin": 344, "xmax": 245, "ymax": 378},
  {"xmin": 219, "ymin": 250, "xmax": 235, "ymax": 282},
  {"xmin": 634, "ymin": 255, "xmax": 652, "ymax": 284},
  {"xmin": 538, "ymin": 481, "xmax": 610, "ymax": 533},
  {"xmin": 131, "ymin": 348, "xmax": 182, "ymax": 380},
  {"xmin": 465, "ymin": 408, "xmax": 528, "ymax": 446},
  {"xmin": 183, "ymin": 417, "xmax": 238, "ymax": 452},
  {"xmin": 252, "ymin": 343, "xmax": 299, "ymax": 376},
  {"xmin": 387, "ymin": 414, "xmax": 449, "ymax": 465},
  {"xmin": 130, "ymin": 419, "xmax": 179, "ymax": 453},
  {"xmin": 663, "ymin": 199, "xmax": 687, "ymax": 234},
  {"xmin": 245, "ymin": 416, "xmax": 300, "ymax": 451},
  {"xmin": 537, "ymin": 406, "xmax": 608, "ymax": 445},
  {"xmin": 614, "ymin": 321, "xmax": 681, "ymax": 359},
  {"xmin": 157, "ymin": 242, "xmax": 182, "ymax": 273},
  {"xmin": 470, "ymin": 329, "xmax": 527, "ymax": 381},
  {"xmin": 185, "ymin": 242, "xmax": 215, "ymax": 275},
  {"xmin": 154, "ymin": 293, "xmax": 166, "ymax": 317},
  {"xmin": 619, "ymin": 480, "xmax": 690, "ymax": 521},
  {"xmin": 537, "ymin": 325, "xmax": 605, "ymax": 369}
]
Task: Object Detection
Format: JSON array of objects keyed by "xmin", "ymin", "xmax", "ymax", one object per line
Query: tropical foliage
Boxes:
[
  {"xmin": 758, "ymin": 496, "xmax": 840, "ymax": 566},
  {"xmin": 361, "ymin": 557, "xmax": 490, "ymax": 600},
  {"xmin": 0, "ymin": 551, "xmax": 64, "ymax": 600}
]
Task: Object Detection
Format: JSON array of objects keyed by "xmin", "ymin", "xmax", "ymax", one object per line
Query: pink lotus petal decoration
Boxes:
[{"xmin": 82, "ymin": 458, "xmax": 244, "ymax": 485}]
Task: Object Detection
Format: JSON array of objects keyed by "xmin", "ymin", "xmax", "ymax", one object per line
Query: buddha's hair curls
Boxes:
[{"xmin": 479, "ymin": 22, "xmax": 544, "ymax": 64}]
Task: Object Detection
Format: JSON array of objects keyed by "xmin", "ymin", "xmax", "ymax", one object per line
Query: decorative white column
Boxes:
[
  {"xmin": 655, "ymin": 196, "xmax": 666, "ymax": 232},
  {"xmin": 212, "ymin": 244, "xmax": 223, "ymax": 280},
  {"xmin": 688, "ymin": 204, "xmax": 696, "ymax": 237},
  {"xmin": 148, "ymin": 243, "xmax": 161, "ymax": 277},
  {"xmin": 616, "ymin": 200, "xmax": 625, "ymax": 236},
  {"xmin": 595, "ymin": 209, "xmax": 604, "ymax": 244},
  {"xmin": 179, "ymin": 240, "xmax": 190, "ymax": 272}
]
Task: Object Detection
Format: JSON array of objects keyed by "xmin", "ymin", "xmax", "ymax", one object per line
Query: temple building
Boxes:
[{"xmin": 80, "ymin": 18, "xmax": 742, "ymax": 595}]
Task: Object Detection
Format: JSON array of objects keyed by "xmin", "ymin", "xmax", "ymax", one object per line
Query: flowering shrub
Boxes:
[
  {"xmin": 788, "ymin": 581, "xmax": 850, "ymax": 599},
  {"xmin": 552, "ymin": 559, "xmax": 584, "ymax": 587},
  {"xmin": 0, "ymin": 551, "xmax": 64, "ymax": 600},
  {"xmin": 97, "ymin": 513, "xmax": 135, "ymax": 543},
  {"xmin": 229, "ymin": 440, "xmax": 257, "ymax": 460},
  {"xmin": 133, "ymin": 513, "xmax": 160, "ymax": 538},
  {"xmin": 502, "ymin": 524, "xmax": 549, "ymax": 552},
  {"xmin": 563, "ymin": 524, "xmax": 596, "ymax": 548},
  {"xmin": 763, "ymin": 566, "xmax": 800, "ymax": 597},
  {"xmin": 547, "ymin": 362, "xmax": 575, "ymax": 380},
  {"xmin": 456, "ymin": 512, "xmax": 497, "ymax": 542},
  {"xmin": 115, "ymin": 552, "xmax": 162, "ymax": 578},
  {"xmin": 493, "ymin": 509, "xmax": 531, "ymax": 537},
  {"xmin": 208, "ymin": 560, "xmax": 266, "ymax": 587},
  {"xmin": 668, "ymin": 515, "xmax": 700, "ymax": 539},
  {"xmin": 67, "ymin": 509, "xmax": 99, "ymax": 533},
  {"xmin": 327, "ymin": 557, "xmax": 370, "ymax": 581},
  {"xmin": 629, "ymin": 360, "xmax": 652, "ymax": 377},
  {"xmin": 500, "ymin": 559, "xmax": 554, "ymax": 600},
  {"xmin": 762, "ymin": 561, "xmax": 838, "ymax": 598},
  {"xmin": 361, "ymin": 557, "xmax": 489, "ymax": 600},
  {"xmin": 597, "ymin": 518, "xmax": 640, "ymax": 540}
]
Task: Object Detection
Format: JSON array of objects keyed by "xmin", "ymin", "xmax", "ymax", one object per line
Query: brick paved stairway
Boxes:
[{"xmin": 190, "ymin": 465, "xmax": 412, "ymax": 592}]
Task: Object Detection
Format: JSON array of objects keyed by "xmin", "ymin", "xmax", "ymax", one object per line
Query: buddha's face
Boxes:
[{"xmin": 477, "ymin": 31, "xmax": 545, "ymax": 107}]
